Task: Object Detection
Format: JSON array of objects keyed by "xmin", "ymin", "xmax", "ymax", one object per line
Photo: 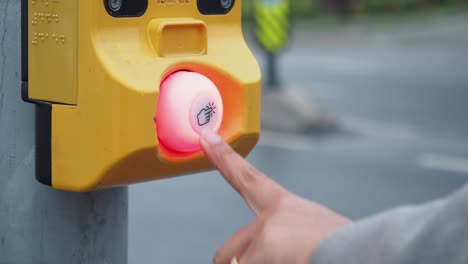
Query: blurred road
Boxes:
[{"xmin": 129, "ymin": 14, "xmax": 468, "ymax": 263}]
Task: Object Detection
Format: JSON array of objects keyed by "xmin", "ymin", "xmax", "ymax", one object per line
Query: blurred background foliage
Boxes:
[{"xmin": 243, "ymin": 0, "xmax": 468, "ymax": 21}]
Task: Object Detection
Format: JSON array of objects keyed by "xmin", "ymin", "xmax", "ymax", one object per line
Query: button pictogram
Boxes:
[
  {"xmin": 190, "ymin": 95, "xmax": 221, "ymax": 135},
  {"xmin": 197, "ymin": 102, "xmax": 217, "ymax": 127}
]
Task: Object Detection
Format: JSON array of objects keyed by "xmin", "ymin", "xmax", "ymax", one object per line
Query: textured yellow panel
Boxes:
[{"xmin": 29, "ymin": 0, "xmax": 77, "ymax": 104}]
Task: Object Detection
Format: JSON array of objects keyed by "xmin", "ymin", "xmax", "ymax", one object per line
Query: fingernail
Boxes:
[{"xmin": 202, "ymin": 129, "xmax": 222, "ymax": 145}]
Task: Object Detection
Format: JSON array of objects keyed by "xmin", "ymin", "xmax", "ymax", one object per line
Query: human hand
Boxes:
[{"xmin": 200, "ymin": 130, "xmax": 352, "ymax": 264}]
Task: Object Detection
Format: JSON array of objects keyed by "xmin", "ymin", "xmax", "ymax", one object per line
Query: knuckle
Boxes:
[
  {"xmin": 212, "ymin": 248, "xmax": 228, "ymax": 264},
  {"xmin": 217, "ymin": 148, "xmax": 236, "ymax": 165},
  {"xmin": 258, "ymin": 221, "xmax": 279, "ymax": 247},
  {"xmin": 275, "ymin": 194, "xmax": 292, "ymax": 208},
  {"xmin": 266, "ymin": 192, "xmax": 289, "ymax": 213},
  {"xmin": 210, "ymin": 142, "xmax": 231, "ymax": 163},
  {"xmin": 212, "ymin": 253, "xmax": 221, "ymax": 264},
  {"xmin": 238, "ymin": 164, "xmax": 259, "ymax": 185}
]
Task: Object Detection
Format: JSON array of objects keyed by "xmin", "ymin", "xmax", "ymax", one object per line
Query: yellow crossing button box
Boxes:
[{"xmin": 22, "ymin": 0, "xmax": 261, "ymax": 192}]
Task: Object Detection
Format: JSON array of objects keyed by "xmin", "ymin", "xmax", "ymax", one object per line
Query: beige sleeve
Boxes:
[{"xmin": 312, "ymin": 184, "xmax": 468, "ymax": 264}]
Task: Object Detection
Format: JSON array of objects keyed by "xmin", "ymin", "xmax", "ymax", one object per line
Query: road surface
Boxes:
[{"xmin": 129, "ymin": 13, "xmax": 468, "ymax": 263}]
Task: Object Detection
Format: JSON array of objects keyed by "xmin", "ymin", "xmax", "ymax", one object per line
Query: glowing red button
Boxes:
[{"xmin": 155, "ymin": 71, "xmax": 223, "ymax": 153}]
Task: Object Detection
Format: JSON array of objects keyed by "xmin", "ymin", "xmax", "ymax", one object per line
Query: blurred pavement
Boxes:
[{"xmin": 129, "ymin": 13, "xmax": 468, "ymax": 263}]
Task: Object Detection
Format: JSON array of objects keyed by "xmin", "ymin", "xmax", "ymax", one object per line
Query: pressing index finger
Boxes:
[{"xmin": 200, "ymin": 129, "xmax": 287, "ymax": 214}]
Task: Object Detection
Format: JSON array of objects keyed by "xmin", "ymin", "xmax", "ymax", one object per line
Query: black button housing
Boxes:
[
  {"xmin": 198, "ymin": 0, "xmax": 235, "ymax": 15},
  {"xmin": 104, "ymin": 0, "xmax": 148, "ymax": 18}
]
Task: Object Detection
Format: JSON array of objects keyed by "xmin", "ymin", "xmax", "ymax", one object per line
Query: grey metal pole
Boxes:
[
  {"xmin": 0, "ymin": 0, "xmax": 128, "ymax": 263},
  {"xmin": 266, "ymin": 52, "xmax": 280, "ymax": 90}
]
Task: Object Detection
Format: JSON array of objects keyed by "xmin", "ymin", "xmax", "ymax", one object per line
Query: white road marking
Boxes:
[
  {"xmin": 258, "ymin": 117, "xmax": 421, "ymax": 152},
  {"xmin": 341, "ymin": 116, "xmax": 468, "ymax": 151},
  {"xmin": 340, "ymin": 116, "xmax": 419, "ymax": 140},
  {"xmin": 258, "ymin": 130, "xmax": 317, "ymax": 152},
  {"xmin": 259, "ymin": 117, "xmax": 468, "ymax": 168},
  {"xmin": 418, "ymin": 153, "xmax": 468, "ymax": 175}
]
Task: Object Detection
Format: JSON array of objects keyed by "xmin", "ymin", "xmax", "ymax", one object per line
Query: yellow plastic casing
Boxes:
[{"xmin": 27, "ymin": 0, "xmax": 261, "ymax": 191}]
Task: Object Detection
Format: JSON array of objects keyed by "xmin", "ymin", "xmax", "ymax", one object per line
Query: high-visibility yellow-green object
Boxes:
[{"xmin": 254, "ymin": 0, "xmax": 291, "ymax": 53}]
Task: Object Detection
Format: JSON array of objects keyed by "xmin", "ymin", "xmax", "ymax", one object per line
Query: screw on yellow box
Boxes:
[{"xmin": 22, "ymin": 0, "xmax": 261, "ymax": 192}]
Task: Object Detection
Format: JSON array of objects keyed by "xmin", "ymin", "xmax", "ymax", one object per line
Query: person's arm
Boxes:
[
  {"xmin": 200, "ymin": 130, "xmax": 351, "ymax": 264},
  {"xmin": 199, "ymin": 129, "xmax": 467, "ymax": 264},
  {"xmin": 312, "ymin": 184, "xmax": 468, "ymax": 264}
]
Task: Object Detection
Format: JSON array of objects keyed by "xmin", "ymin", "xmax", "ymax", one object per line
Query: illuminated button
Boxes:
[{"xmin": 155, "ymin": 71, "xmax": 223, "ymax": 153}]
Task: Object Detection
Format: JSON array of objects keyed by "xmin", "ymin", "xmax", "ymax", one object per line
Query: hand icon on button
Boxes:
[{"xmin": 197, "ymin": 102, "xmax": 216, "ymax": 127}]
